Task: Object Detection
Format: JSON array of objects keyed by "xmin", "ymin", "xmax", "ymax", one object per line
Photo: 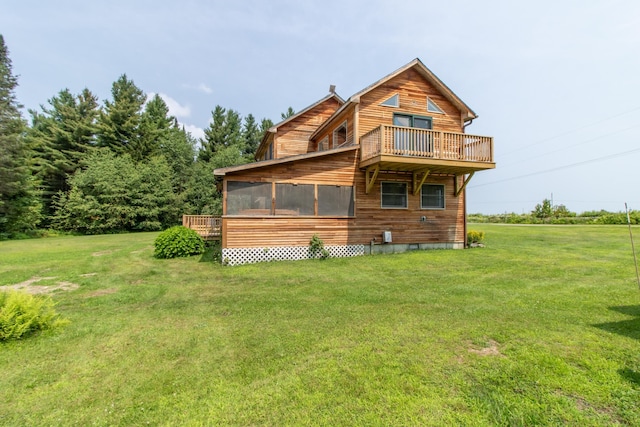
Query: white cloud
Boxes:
[
  {"xmin": 197, "ymin": 83, "xmax": 213, "ymax": 94},
  {"xmin": 148, "ymin": 92, "xmax": 191, "ymax": 118},
  {"xmin": 182, "ymin": 123, "xmax": 205, "ymax": 140},
  {"xmin": 158, "ymin": 93, "xmax": 191, "ymax": 118}
]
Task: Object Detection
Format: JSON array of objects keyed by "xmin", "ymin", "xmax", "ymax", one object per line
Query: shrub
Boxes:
[
  {"xmin": 0, "ymin": 291, "xmax": 69, "ymax": 341},
  {"xmin": 309, "ymin": 234, "xmax": 330, "ymax": 259},
  {"xmin": 467, "ymin": 230, "xmax": 485, "ymax": 245},
  {"xmin": 154, "ymin": 226, "xmax": 205, "ymax": 259}
]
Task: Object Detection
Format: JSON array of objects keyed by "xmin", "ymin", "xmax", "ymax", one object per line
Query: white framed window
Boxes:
[
  {"xmin": 380, "ymin": 93, "xmax": 399, "ymax": 107},
  {"xmin": 421, "ymin": 184, "xmax": 445, "ymax": 209},
  {"xmin": 427, "ymin": 97, "xmax": 444, "ymax": 114},
  {"xmin": 381, "ymin": 182, "xmax": 407, "ymax": 209},
  {"xmin": 333, "ymin": 121, "xmax": 347, "ymax": 148}
]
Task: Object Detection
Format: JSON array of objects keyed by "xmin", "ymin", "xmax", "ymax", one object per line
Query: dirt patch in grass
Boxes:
[
  {"xmin": 80, "ymin": 273, "xmax": 98, "ymax": 277},
  {"xmin": 2, "ymin": 276, "xmax": 80, "ymax": 294},
  {"xmin": 468, "ymin": 339, "xmax": 504, "ymax": 357},
  {"xmin": 86, "ymin": 288, "xmax": 118, "ymax": 297},
  {"xmin": 92, "ymin": 250, "xmax": 116, "ymax": 257}
]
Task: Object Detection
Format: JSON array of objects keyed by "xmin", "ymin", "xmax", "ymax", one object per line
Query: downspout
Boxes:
[{"xmin": 463, "ymin": 118, "xmax": 474, "ymax": 132}]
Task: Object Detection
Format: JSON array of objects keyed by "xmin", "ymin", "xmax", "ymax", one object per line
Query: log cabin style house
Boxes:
[{"xmin": 212, "ymin": 58, "xmax": 495, "ymax": 265}]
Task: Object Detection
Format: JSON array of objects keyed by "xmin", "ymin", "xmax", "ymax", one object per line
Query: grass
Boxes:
[{"xmin": 0, "ymin": 225, "xmax": 639, "ymax": 426}]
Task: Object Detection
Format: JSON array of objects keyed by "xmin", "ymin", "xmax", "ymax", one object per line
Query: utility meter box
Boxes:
[{"xmin": 382, "ymin": 231, "xmax": 392, "ymax": 243}]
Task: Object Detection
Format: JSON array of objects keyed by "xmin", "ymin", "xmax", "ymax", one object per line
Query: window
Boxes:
[
  {"xmin": 264, "ymin": 142, "xmax": 274, "ymax": 160},
  {"xmin": 380, "ymin": 93, "xmax": 399, "ymax": 107},
  {"xmin": 393, "ymin": 113, "xmax": 432, "ymax": 129},
  {"xmin": 318, "ymin": 136, "xmax": 329, "ymax": 151},
  {"xmin": 392, "ymin": 113, "xmax": 433, "ymax": 154},
  {"xmin": 318, "ymin": 185, "xmax": 354, "ymax": 216},
  {"xmin": 227, "ymin": 182, "xmax": 272, "ymax": 215},
  {"xmin": 333, "ymin": 121, "xmax": 347, "ymax": 148},
  {"xmin": 275, "ymin": 183, "xmax": 314, "ymax": 215},
  {"xmin": 427, "ymin": 97, "xmax": 444, "ymax": 114},
  {"xmin": 381, "ymin": 182, "xmax": 407, "ymax": 209},
  {"xmin": 421, "ymin": 184, "xmax": 445, "ymax": 209}
]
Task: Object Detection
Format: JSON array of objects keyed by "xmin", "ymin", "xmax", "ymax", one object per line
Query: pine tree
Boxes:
[
  {"xmin": 199, "ymin": 105, "xmax": 244, "ymax": 162},
  {"xmin": 97, "ymin": 74, "xmax": 145, "ymax": 156},
  {"xmin": 281, "ymin": 106, "xmax": 295, "ymax": 120},
  {"xmin": 242, "ymin": 113, "xmax": 261, "ymax": 160},
  {"xmin": 27, "ymin": 88, "xmax": 99, "ymax": 220},
  {"xmin": 135, "ymin": 94, "xmax": 175, "ymax": 161},
  {"xmin": 0, "ymin": 34, "xmax": 41, "ymax": 235}
]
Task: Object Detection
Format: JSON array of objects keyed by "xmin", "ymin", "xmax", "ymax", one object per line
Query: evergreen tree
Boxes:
[
  {"xmin": 27, "ymin": 88, "xmax": 99, "ymax": 220},
  {"xmin": 97, "ymin": 74, "xmax": 145, "ymax": 156},
  {"xmin": 281, "ymin": 106, "xmax": 295, "ymax": 120},
  {"xmin": 136, "ymin": 93, "xmax": 175, "ymax": 161},
  {"xmin": 0, "ymin": 34, "xmax": 41, "ymax": 236},
  {"xmin": 242, "ymin": 113, "xmax": 261, "ymax": 160},
  {"xmin": 199, "ymin": 105, "xmax": 244, "ymax": 162}
]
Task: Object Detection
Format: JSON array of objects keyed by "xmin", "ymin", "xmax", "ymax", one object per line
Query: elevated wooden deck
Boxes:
[
  {"xmin": 182, "ymin": 215, "xmax": 221, "ymax": 240},
  {"xmin": 360, "ymin": 125, "xmax": 494, "ymax": 175}
]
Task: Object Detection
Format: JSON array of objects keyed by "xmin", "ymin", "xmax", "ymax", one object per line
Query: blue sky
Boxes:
[{"xmin": 3, "ymin": 0, "xmax": 640, "ymax": 214}]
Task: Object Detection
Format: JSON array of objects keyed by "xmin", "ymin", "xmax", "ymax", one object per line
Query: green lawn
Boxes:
[{"xmin": 1, "ymin": 225, "xmax": 639, "ymax": 426}]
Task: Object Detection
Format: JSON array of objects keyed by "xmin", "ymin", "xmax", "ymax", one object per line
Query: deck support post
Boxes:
[{"xmin": 454, "ymin": 171, "xmax": 475, "ymax": 197}]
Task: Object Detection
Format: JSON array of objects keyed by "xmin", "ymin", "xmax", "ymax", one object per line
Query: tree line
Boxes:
[
  {"xmin": 0, "ymin": 35, "xmax": 289, "ymax": 238},
  {"xmin": 469, "ymin": 199, "xmax": 640, "ymax": 225}
]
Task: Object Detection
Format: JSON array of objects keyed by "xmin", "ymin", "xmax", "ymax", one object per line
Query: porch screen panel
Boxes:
[
  {"xmin": 275, "ymin": 183, "xmax": 314, "ymax": 215},
  {"xmin": 226, "ymin": 181, "xmax": 272, "ymax": 215},
  {"xmin": 318, "ymin": 185, "xmax": 354, "ymax": 216}
]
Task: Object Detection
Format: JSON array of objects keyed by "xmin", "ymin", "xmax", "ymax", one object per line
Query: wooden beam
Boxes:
[
  {"xmin": 455, "ymin": 171, "xmax": 475, "ymax": 197},
  {"xmin": 412, "ymin": 169, "xmax": 431, "ymax": 195},
  {"xmin": 365, "ymin": 164, "xmax": 380, "ymax": 194}
]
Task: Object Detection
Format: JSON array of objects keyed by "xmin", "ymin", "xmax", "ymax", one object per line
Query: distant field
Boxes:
[{"xmin": 1, "ymin": 225, "xmax": 639, "ymax": 426}]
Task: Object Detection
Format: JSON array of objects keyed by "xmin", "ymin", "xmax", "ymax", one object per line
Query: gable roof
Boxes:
[
  {"xmin": 310, "ymin": 58, "xmax": 477, "ymax": 140},
  {"xmin": 255, "ymin": 92, "xmax": 345, "ymax": 160}
]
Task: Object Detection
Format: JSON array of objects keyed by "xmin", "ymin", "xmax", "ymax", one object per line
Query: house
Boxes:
[{"xmin": 211, "ymin": 58, "xmax": 494, "ymax": 265}]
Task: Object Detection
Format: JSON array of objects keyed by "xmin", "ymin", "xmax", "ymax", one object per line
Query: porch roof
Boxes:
[{"xmin": 214, "ymin": 145, "xmax": 359, "ymax": 177}]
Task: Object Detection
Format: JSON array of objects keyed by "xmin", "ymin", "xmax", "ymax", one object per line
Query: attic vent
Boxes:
[
  {"xmin": 380, "ymin": 93, "xmax": 399, "ymax": 107},
  {"xmin": 427, "ymin": 97, "xmax": 444, "ymax": 113}
]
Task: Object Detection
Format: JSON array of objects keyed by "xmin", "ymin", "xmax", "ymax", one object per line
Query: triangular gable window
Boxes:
[
  {"xmin": 427, "ymin": 97, "xmax": 444, "ymax": 114},
  {"xmin": 380, "ymin": 93, "xmax": 399, "ymax": 107}
]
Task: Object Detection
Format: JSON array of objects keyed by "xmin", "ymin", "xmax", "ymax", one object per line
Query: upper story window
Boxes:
[
  {"xmin": 393, "ymin": 113, "xmax": 432, "ymax": 129},
  {"xmin": 381, "ymin": 182, "xmax": 407, "ymax": 209},
  {"xmin": 264, "ymin": 142, "xmax": 274, "ymax": 160},
  {"xmin": 380, "ymin": 93, "xmax": 399, "ymax": 107},
  {"xmin": 421, "ymin": 184, "xmax": 445, "ymax": 209},
  {"xmin": 318, "ymin": 136, "xmax": 329, "ymax": 151},
  {"xmin": 427, "ymin": 97, "xmax": 444, "ymax": 114},
  {"xmin": 333, "ymin": 121, "xmax": 347, "ymax": 148}
]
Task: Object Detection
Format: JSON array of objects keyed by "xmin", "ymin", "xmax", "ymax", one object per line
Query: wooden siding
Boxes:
[
  {"xmin": 274, "ymin": 97, "xmax": 342, "ymax": 158},
  {"xmin": 221, "ymin": 149, "xmax": 465, "ymax": 249},
  {"xmin": 311, "ymin": 104, "xmax": 357, "ymax": 151},
  {"xmin": 358, "ymin": 68, "xmax": 464, "ymax": 139}
]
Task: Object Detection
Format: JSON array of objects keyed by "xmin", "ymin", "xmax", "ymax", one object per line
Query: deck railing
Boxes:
[
  {"xmin": 360, "ymin": 125, "xmax": 493, "ymax": 163},
  {"xmin": 182, "ymin": 215, "xmax": 222, "ymax": 240}
]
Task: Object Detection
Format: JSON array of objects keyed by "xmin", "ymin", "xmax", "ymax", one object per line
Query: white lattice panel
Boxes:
[{"xmin": 222, "ymin": 245, "xmax": 364, "ymax": 266}]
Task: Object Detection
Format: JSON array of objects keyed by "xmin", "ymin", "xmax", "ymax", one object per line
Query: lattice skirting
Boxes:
[{"xmin": 222, "ymin": 245, "xmax": 365, "ymax": 266}]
